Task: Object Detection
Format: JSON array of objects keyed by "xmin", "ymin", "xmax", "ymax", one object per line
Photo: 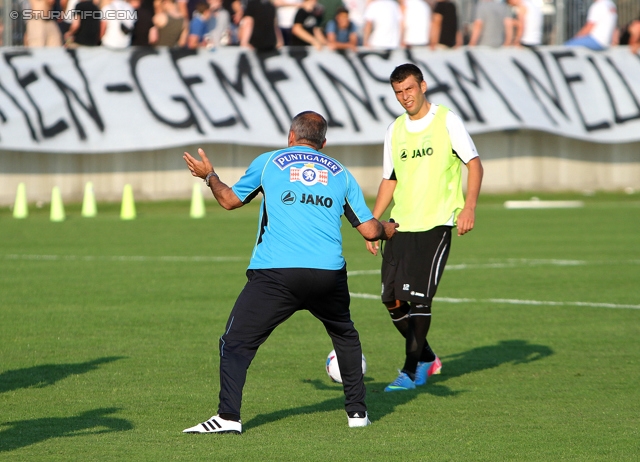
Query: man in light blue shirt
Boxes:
[{"xmin": 182, "ymin": 111, "xmax": 398, "ymax": 434}]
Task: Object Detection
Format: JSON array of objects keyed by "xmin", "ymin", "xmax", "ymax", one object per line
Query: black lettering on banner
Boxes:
[
  {"xmin": 589, "ymin": 56, "xmax": 640, "ymax": 125},
  {"xmin": 355, "ymin": 50, "xmax": 399, "ymax": 118},
  {"xmin": 317, "ymin": 51, "xmax": 378, "ymax": 132},
  {"xmin": 355, "ymin": 50, "xmax": 393, "ymax": 83},
  {"xmin": 4, "ymin": 50, "xmax": 68, "ymax": 139},
  {"xmin": 130, "ymin": 48, "xmax": 204, "ymax": 133},
  {"xmin": 105, "ymin": 84, "xmax": 133, "ymax": 93},
  {"xmin": 446, "ymin": 51, "xmax": 522, "ymax": 123},
  {"xmin": 170, "ymin": 48, "xmax": 235, "ymax": 127},
  {"xmin": 408, "ymin": 50, "xmax": 470, "ymax": 122},
  {"xmin": 512, "ymin": 49, "xmax": 568, "ymax": 126},
  {"xmin": 210, "ymin": 53, "xmax": 286, "ymax": 134},
  {"xmin": 0, "ymin": 62, "xmax": 37, "ymax": 141},
  {"xmin": 256, "ymin": 50, "xmax": 293, "ymax": 122},
  {"xmin": 42, "ymin": 49, "xmax": 104, "ymax": 141},
  {"xmin": 552, "ymin": 50, "xmax": 610, "ymax": 132},
  {"xmin": 288, "ymin": 47, "xmax": 343, "ymax": 128}
]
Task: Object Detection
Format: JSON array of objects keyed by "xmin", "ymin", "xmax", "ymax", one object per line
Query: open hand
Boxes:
[{"xmin": 183, "ymin": 148, "xmax": 214, "ymax": 179}]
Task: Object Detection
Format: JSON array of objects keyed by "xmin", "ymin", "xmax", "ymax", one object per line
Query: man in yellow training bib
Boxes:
[{"xmin": 366, "ymin": 63, "xmax": 484, "ymax": 392}]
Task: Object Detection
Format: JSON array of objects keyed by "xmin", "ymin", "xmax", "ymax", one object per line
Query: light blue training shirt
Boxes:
[{"xmin": 231, "ymin": 146, "xmax": 374, "ymax": 270}]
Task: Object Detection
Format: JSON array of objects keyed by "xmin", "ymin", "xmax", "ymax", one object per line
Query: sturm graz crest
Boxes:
[
  {"xmin": 281, "ymin": 190, "xmax": 297, "ymax": 205},
  {"xmin": 290, "ymin": 163, "xmax": 328, "ymax": 186}
]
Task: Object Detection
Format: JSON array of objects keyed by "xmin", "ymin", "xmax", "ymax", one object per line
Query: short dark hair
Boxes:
[
  {"xmin": 335, "ymin": 6, "xmax": 349, "ymax": 16},
  {"xmin": 194, "ymin": 0, "xmax": 208, "ymax": 14},
  {"xmin": 290, "ymin": 111, "xmax": 327, "ymax": 150},
  {"xmin": 389, "ymin": 63, "xmax": 424, "ymax": 85}
]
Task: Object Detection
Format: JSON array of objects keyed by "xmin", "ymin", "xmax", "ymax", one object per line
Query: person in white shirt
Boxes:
[
  {"xmin": 507, "ymin": 0, "xmax": 543, "ymax": 47},
  {"xmin": 402, "ymin": 0, "xmax": 431, "ymax": 47},
  {"xmin": 565, "ymin": 0, "xmax": 617, "ymax": 51},
  {"xmin": 273, "ymin": 0, "xmax": 304, "ymax": 45},
  {"xmin": 342, "ymin": 0, "xmax": 367, "ymax": 39},
  {"xmin": 363, "ymin": 0, "xmax": 403, "ymax": 49},
  {"xmin": 101, "ymin": 0, "xmax": 136, "ymax": 49}
]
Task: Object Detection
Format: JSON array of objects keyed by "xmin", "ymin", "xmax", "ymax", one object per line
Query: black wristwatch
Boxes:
[{"xmin": 204, "ymin": 171, "xmax": 219, "ymax": 187}]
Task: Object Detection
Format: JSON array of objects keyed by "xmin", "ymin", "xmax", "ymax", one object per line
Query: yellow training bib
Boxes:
[{"xmin": 390, "ymin": 106, "xmax": 465, "ymax": 232}]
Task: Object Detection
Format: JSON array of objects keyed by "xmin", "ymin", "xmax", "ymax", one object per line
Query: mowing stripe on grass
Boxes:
[
  {"xmin": 5, "ymin": 256, "xmax": 635, "ymax": 268},
  {"xmin": 3, "ymin": 254, "xmax": 244, "ymax": 262},
  {"xmin": 347, "ymin": 259, "xmax": 587, "ymax": 276},
  {"xmin": 349, "ymin": 292, "xmax": 640, "ymax": 310},
  {"xmin": 347, "ymin": 259, "xmax": 640, "ymax": 276}
]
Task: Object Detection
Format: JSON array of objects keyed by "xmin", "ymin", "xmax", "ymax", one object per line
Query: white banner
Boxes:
[{"xmin": 0, "ymin": 46, "xmax": 639, "ymax": 153}]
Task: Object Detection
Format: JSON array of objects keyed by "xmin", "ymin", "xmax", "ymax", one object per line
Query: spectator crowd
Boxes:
[{"xmin": 19, "ymin": 0, "xmax": 640, "ymax": 53}]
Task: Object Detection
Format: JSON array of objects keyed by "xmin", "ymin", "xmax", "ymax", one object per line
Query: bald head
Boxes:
[{"xmin": 289, "ymin": 111, "xmax": 328, "ymax": 150}]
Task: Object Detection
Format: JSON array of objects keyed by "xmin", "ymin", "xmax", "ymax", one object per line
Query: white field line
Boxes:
[
  {"xmin": 349, "ymin": 293, "xmax": 640, "ymax": 310},
  {"xmin": 348, "ymin": 259, "xmax": 640, "ymax": 276},
  {"xmin": 5, "ymin": 256, "xmax": 636, "ymax": 267},
  {"xmin": 2, "ymin": 254, "xmax": 243, "ymax": 262},
  {"xmin": 5, "ymin": 254, "xmax": 636, "ymax": 309}
]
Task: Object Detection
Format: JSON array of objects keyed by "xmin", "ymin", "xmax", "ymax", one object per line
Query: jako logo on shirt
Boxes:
[
  {"xmin": 281, "ymin": 190, "xmax": 297, "ymax": 205},
  {"xmin": 299, "ymin": 193, "xmax": 333, "ymax": 208}
]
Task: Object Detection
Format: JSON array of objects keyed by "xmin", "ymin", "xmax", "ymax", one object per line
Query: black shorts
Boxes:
[
  {"xmin": 218, "ymin": 266, "xmax": 367, "ymax": 415},
  {"xmin": 381, "ymin": 226, "xmax": 452, "ymax": 305},
  {"xmin": 220, "ymin": 266, "xmax": 358, "ymax": 364}
]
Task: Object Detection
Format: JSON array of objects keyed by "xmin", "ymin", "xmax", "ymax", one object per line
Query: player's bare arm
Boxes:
[
  {"xmin": 366, "ymin": 179, "xmax": 397, "ymax": 255},
  {"xmin": 357, "ymin": 219, "xmax": 399, "ymax": 242},
  {"xmin": 457, "ymin": 157, "xmax": 483, "ymax": 236},
  {"xmin": 183, "ymin": 148, "xmax": 243, "ymax": 210}
]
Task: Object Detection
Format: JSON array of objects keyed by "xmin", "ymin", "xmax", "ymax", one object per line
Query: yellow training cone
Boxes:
[
  {"xmin": 50, "ymin": 186, "xmax": 66, "ymax": 222},
  {"xmin": 190, "ymin": 183, "xmax": 206, "ymax": 219},
  {"xmin": 81, "ymin": 181, "xmax": 97, "ymax": 217},
  {"xmin": 13, "ymin": 182, "xmax": 28, "ymax": 219},
  {"xmin": 120, "ymin": 184, "xmax": 136, "ymax": 220}
]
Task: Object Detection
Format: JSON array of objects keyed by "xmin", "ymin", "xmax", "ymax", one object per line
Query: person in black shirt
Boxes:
[
  {"xmin": 239, "ymin": 0, "xmax": 283, "ymax": 51},
  {"xmin": 619, "ymin": 14, "xmax": 640, "ymax": 54},
  {"xmin": 130, "ymin": 0, "xmax": 154, "ymax": 46},
  {"xmin": 291, "ymin": 0, "xmax": 326, "ymax": 49},
  {"xmin": 64, "ymin": 0, "xmax": 103, "ymax": 46},
  {"xmin": 430, "ymin": 0, "xmax": 461, "ymax": 49}
]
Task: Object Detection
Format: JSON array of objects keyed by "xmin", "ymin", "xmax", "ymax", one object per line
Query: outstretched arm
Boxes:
[
  {"xmin": 430, "ymin": 13, "xmax": 442, "ymax": 50},
  {"xmin": 183, "ymin": 148, "xmax": 243, "ymax": 210},
  {"xmin": 357, "ymin": 218, "xmax": 399, "ymax": 242},
  {"xmin": 366, "ymin": 178, "xmax": 397, "ymax": 255},
  {"xmin": 456, "ymin": 157, "xmax": 483, "ymax": 236},
  {"xmin": 468, "ymin": 19, "xmax": 483, "ymax": 46}
]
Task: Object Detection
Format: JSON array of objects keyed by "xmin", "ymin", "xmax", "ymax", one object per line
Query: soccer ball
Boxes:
[{"xmin": 325, "ymin": 349, "xmax": 367, "ymax": 383}]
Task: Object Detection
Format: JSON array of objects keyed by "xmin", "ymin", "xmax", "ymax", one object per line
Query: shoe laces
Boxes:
[{"xmin": 391, "ymin": 371, "xmax": 410, "ymax": 386}]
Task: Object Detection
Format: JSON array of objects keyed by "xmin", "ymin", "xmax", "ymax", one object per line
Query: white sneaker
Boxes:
[
  {"xmin": 183, "ymin": 415, "xmax": 242, "ymax": 434},
  {"xmin": 347, "ymin": 411, "xmax": 371, "ymax": 428}
]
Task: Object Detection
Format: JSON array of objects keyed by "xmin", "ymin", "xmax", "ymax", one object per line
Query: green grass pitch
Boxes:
[{"xmin": 1, "ymin": 192, "xmax": 639, "ymax": 461}]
